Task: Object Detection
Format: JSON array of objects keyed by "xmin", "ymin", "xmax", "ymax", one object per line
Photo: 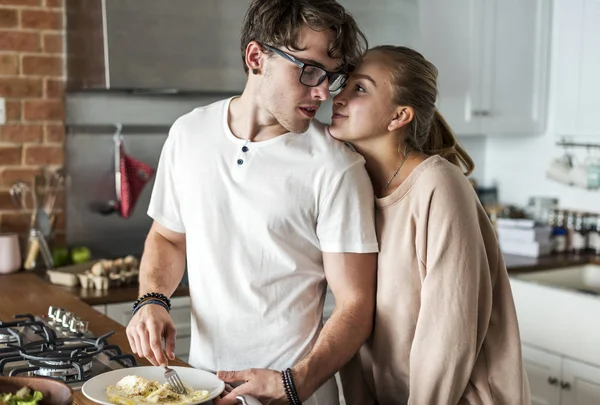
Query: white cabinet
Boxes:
[
  {"xmin": 523, "ymin": 345, "xmax": 562, "ymax": 405},
  {"xmin": 105, "ymin": 296, "xmax": 192, "ymax": 363},
  {"xmin": 562, "ymin": 358, "xmax": 600, "ymax": 405},
  {"xmin": 523, "ymin": 344, "xmax": 600, "ymax": 405},
  {"xmin": 419, "ymin": 0, "xmax": 552, "ymax": 135},
  {"xmin": 341, "ymin": 0, "xmax": 419, "ymax": 48},
  {"xmin": 553, "ymin": 0, "xmax": 600, "ymax": 137}
]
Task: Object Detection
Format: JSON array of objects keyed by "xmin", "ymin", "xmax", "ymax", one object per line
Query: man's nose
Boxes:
[{"xmin": 311, "ymin": 78, "xmax": 330, "ymax": 101}]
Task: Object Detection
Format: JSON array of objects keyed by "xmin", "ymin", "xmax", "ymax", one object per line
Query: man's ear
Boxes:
[
  {"xmin": 245, "ymin": 41, "xmax": 264, "ymax": 74},
  {"xmin": 388, "ymin": 107, "xmax": 414, "ymax": 132}
]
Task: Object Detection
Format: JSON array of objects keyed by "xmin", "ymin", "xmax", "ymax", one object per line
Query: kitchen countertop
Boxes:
[
  {"xmin": 0, "ymin": 273, "xmax": 189, "ymax": 405},
  {"xmin": 503, "ymin": 253, "xmax": 598, "ymax": 274}
]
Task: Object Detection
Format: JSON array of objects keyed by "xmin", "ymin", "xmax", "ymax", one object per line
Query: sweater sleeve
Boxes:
[{"xmin": 408, "ymin": 175, "xmax": 494, "ymax": 404}]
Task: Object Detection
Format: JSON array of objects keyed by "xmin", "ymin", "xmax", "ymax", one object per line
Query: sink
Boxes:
[{"xmin": 514, "ymin": 264, "xmax": 600, "ymax": 295}]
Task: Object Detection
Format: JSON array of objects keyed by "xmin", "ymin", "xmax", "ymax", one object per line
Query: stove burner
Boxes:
[
  {"xmin": 0, "ymin": 310, "xmax": 137, "ymax": 388},
  {"xmin": 0, "ymin": 329, "xmax": 17, "ymax": 345},
  {"xmin": 31, "ymin": 356, "xmax": 94, "ymax": 380}
]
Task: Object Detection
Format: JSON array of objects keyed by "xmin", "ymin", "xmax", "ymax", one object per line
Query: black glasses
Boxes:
[{"xmin": 263, "ymin": 45, "xmax": 348, "ymax": 92}]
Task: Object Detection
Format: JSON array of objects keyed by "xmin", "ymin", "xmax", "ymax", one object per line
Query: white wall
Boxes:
[
  {"xmin": 458, "ymin": 136, "xmax": 487, "ymax": 184},
  {"xmin": 483, "ymin": 134, "xmax": 600, "ymax": 212}
]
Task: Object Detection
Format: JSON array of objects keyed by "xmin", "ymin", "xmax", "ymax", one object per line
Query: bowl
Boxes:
[{"xmin": 0, "ymin": 376, "xmax": 73, "ymax": 405}]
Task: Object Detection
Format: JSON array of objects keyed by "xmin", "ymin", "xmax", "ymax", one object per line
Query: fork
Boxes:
[{"xmin": 164, "ymin": 366, "xmax": 187, "ymax": 394}]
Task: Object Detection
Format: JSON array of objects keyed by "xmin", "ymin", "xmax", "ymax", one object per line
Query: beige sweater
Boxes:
[{"xmin": 341, "ymin": 156, "xmax": 530, "ymax": 405}]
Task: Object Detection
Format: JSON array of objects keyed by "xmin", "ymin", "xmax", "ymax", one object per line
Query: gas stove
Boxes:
[{"xmin": 0, "ymin": 307, "xmax": 136, "ymax": 390}]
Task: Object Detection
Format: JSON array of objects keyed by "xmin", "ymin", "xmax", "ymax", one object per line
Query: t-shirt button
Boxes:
[
  {"xmin": 242, "ymin": 146, "xmax": 249, "ymax": 152},
  {"xmin": 237, "ymin": 159, "xmax": 244, "ymax": 165}
]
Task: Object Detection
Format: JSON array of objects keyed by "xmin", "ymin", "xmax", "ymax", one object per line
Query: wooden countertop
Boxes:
[
  {"xmin": 0, "ymin": 273, "xmax": 188, "ymax": 405},
  {"xmin": 504, "ymin": 253, "xmax": 598, "ymax": 274}
]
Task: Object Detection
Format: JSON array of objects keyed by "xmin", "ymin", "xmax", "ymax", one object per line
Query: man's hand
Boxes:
[
  {"xmin": 214, "ymin": 369, "xmax": 287, "ymax": 405},
  {"xmin": 126, "ymin": 304, "xmax": 177, "ymax": 366}
]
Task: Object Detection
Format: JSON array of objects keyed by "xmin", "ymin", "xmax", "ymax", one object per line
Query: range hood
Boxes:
[{"xmin": 66, "ymin": 0, "xmax": 250, "ymax": 93}]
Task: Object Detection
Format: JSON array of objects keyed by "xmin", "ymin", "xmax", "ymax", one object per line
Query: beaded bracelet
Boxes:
[
  {"xmin": 281, "ymin": 371, "xmax": 295, "ymax": 404},
  {"xmin": 132, "ymin": 298, "xmax": 170, "ymax": 316},
  {"xmin": 281, "ymin": 368, "xmax": 301, "ymax": 405},
  {"xmin": 133, "ymin": 292, "xmax": 171, "ymax": 313}
]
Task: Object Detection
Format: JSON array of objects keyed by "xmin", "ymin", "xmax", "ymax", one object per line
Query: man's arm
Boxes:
[
  {"xmin": 126, "ymin": 221, "xmax": 186, "ymax": 366},
  {"xmin": 292, "ymin": 251, "xmax": 377, "ymax": 400},
  {"xmin": 138, "ymin": 221, "xmax": 187, "ymax": 296}
]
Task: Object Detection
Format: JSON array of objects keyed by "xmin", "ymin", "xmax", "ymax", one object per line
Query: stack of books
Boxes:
[{"xmin": 496, "ymin": 218, "xmax": 553, "ymax": 257}]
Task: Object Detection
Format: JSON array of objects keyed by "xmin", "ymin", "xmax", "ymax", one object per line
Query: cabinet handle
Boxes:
[
  {"xmin": 560, "ymin": 381, "xmax": 571, "ymax": 390},
  {"xmin": 547, "ymin": 377, "xmax": 558, "ymax": 385},
  {"xmin": 472, "ymin": 110, "xmax": 491, "ymax": 117}
]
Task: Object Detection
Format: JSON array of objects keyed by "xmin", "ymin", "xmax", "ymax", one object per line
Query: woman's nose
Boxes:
[{"xmin": 333, "ymin": 91, "xmax": 347, "ymax": 106}]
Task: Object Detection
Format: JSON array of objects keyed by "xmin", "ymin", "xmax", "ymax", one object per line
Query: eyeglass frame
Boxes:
[{"xmin": 262, "ymin": 44, "xmax": 348, "ymax": 92}]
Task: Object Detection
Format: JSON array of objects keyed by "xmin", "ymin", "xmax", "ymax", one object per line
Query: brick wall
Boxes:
[{"xmin": 0, "ymin": 0, "xmax": 65, "ymax": 245}]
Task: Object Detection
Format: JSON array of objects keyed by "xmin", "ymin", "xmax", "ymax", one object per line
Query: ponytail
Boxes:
[{"xmin": 421, "ymin": 110, "xmax": 475, "ymax": 176}]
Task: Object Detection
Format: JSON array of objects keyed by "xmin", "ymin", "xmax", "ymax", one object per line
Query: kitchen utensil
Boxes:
[{"xmin": 164, "ymin": 366, "xmax": 187, "ymax": 394}]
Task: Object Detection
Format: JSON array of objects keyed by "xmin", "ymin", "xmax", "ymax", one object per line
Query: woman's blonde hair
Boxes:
[{"xmin": 371, "ymin": 45, "xmax": 474, "ymax": 176}]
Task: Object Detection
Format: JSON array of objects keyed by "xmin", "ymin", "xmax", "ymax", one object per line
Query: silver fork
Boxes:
[{"xmin": 164, "ymin": 366, "xmax": 187, "ymax": 394}]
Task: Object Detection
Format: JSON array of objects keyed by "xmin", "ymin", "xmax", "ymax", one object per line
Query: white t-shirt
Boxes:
[{"xmin": 148, "ymin": 97, "xmax": 378, "ymax": 375}]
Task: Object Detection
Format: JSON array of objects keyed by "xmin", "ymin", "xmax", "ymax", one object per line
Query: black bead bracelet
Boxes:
[{"xmin": 132, "ymin": 292, "xmax": 171, "ymax": 314}]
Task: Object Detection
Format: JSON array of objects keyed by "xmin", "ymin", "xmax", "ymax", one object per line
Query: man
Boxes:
[{"xmin": 126, "ymin": 1, "xmax": 377, "ymax": 403}]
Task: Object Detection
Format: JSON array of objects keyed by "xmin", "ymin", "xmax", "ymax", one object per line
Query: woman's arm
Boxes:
[{"xmin": 409, "ymin": 179, "xmax": 494, "ymax": 404}]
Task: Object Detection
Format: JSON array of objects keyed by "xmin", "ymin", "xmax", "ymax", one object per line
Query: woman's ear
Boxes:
[
  {"xmin": 245, "ymin": 41, "xmax": 264, "ymax": 75},
  {"xmin": 388, "ymin": 107, "xmax": 414, "ymax": 132}
]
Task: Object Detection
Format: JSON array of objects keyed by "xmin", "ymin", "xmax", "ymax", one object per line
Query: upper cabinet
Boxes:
[
  {"xmin": 419, "ymin": 0, "xmax": 552, "ymax": 136},
  {"xmin": 341, "ymin": 0, "xmax": 419, "ymax": 49},
  {"xmin": 553, "ymin": 0, "xmax": 600, "ymax": 137}
]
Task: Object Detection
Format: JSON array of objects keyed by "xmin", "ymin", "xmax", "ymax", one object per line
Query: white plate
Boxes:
[{"xmin": 81, "ymin": 366, "xmax": 225, "ymax": 405}]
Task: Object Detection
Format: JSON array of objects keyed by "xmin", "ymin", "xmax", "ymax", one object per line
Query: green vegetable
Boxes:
[
  {"xmin": 52, "ymin": 247, "xmax": 71, "ymax": 267},
  {"xmin": 71, "ymin": 246, "xmax": 92, "ymax": 264},
  {"xmin": 0, "ymin": 387, "xmax": 43, "ymax": 405}
]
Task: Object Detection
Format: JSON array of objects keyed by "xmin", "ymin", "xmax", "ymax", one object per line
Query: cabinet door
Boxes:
[
  {"xmin": 561, "ymin": 358, "xmax": 600, "ymax": 405},
  {"xmin": 522, "ymin": 344, "xmax": 562, "ymax": 405},
  {"xmin": 105, "ymin": 301, "xmax": 133, "ymax": 327},
  {"xmin": 342, "ymin": 0, "xmax": 419, "ymax": 48},
  {"xmin": 576, "ymin": 1, "xmax": 600, "ymax": 135},
  {"xmin": 419, "ymin": 0, "xmax": 483, "ymax": 135},
  {"xmin": 553, "ymin": 0, "xmax": 600, "ymax": 137},
  {"xmin": 481, "ymin": 0, "xmax": 552, "ymax": 134}
]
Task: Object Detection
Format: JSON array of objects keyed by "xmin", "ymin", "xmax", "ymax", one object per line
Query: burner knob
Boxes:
[
  {"xmin": 48, "ymin": 307, "xmax": 65, "ymax": 320},
  {"xmin": 68, "ymin": 317, "xmax": 79, "ymax": 332},
  {"xmin": 68, "ymin": 317, "xmax": 88, "ymax": 334},
  {"xmin": 76, "ymin": 320, "xmax": 89, "ymax": 334},
  {"xmin": 61, "ymin": 312, "xmax": 73, "ymax": 328}
]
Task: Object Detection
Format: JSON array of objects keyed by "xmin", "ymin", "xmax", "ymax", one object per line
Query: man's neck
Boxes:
[{"xmin": 228, "ymin": 92, "xmax": 290, "ymax": 142}]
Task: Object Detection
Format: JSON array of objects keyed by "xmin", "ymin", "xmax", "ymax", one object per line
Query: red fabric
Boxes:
[{"xmin": 119, "ymin": 144, "xmax": 155, "ymax": 219}]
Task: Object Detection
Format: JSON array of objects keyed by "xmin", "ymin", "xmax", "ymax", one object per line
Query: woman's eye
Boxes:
[{"xmin": 355, "ymin": 84, "xmax": 366, "ymax": 92}]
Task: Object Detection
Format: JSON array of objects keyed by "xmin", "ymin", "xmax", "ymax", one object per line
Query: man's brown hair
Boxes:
[{"xmin": 240, "ymin": 0, "xmax": 368, "ymax": 73}]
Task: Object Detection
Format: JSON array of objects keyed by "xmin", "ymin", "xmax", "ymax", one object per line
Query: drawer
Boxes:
[
  {"xmin": 175, "ymin": 336, "xmax": 191, "ymax": 357},
  {"xmin": 169, "ymin": 296, "xmax": 191, "ymax": 326}
]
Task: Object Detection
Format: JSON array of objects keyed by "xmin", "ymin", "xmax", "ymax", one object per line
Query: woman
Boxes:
[{"xmin": 329, "ymin": 46, "xmax": 530, "ymax": 404}]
